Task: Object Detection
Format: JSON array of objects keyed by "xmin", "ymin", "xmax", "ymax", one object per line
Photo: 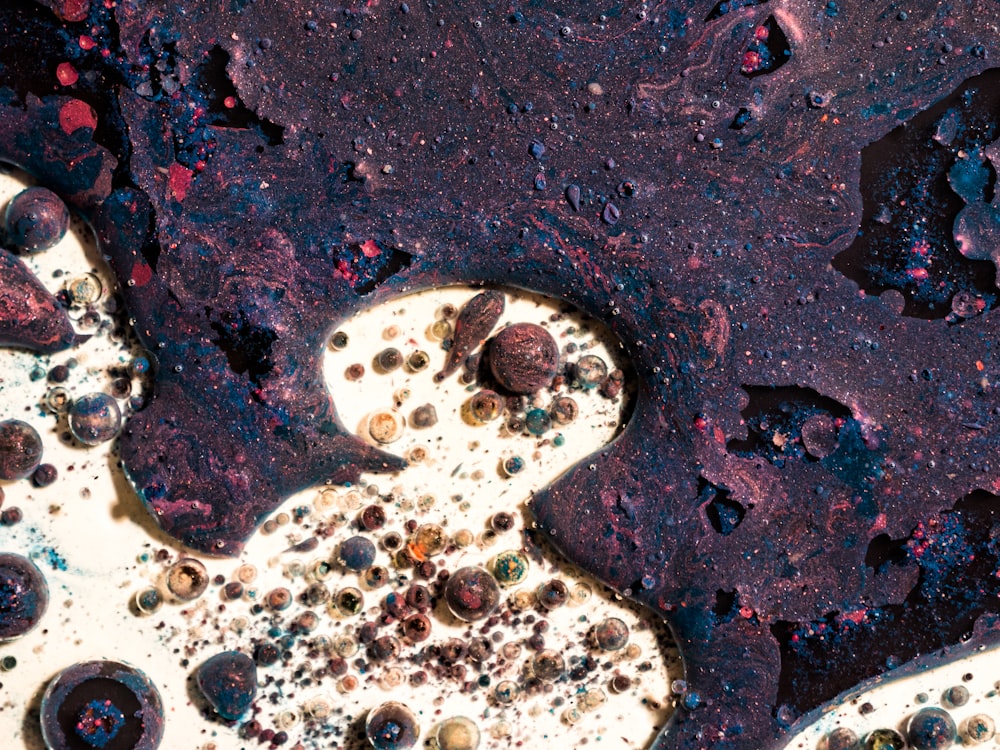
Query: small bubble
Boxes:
[
  {"xmin": 0, "ymin": 553, "xmax": 48, "ymax": 640},
  {"xmin": 368, "ymin": 410, "xmax": 405, "ymax": 443},
  {"xmin": 524, "ymin": 408, "xmax": 551, "ymax": 436},
  {"xmin": 408, "ymin": 524, "xmax": 447, "ymax": 560},
  {"xmin": 573, "ymin": 354, "xmax": 608, "ymax": 389},
  {"xmin": 864, "ymin": 728, "xmax": 904, "ymax": 750},
  {"xmin": 468, "ymin": 390, "xmax": 504, "ymax": 423},
  {"xmin": 550, "ymin": 396, "xmax": 578, "ymax": 425},
  {"xmin": 906, "ymin": 707, "xmax": 956, "ymax": 750},
  {"xmin": 339, "ymin": 536, "xmax": 377, "ymax": 571},
  {"xmin": 330, "ymin": 331, "xmax": 350, "ymax": 350},
  {"xmin": 265, "ymin": 587, "xmax": 292, "ymax": 611},
  {"xmin": 133, "ymin": 588, "xmax": 162, "ymax": 616},
  {"xmin": 492, "ymin": 550, "xmax": 529, "ymax": 586},
  {"xmin": 0, "ymin": 420, "xmax": 43, "ymax": 480},
  {"xmin": 963, "ymin": 713, "xmax": 995, "ymax": 744},
  {"xmin": 536, "ymin": 579, "xmax": 569, "ymax": 609},
  {"xmin": 406, "ymin": 350, "xmax": 430, "ymax": 372},
  {"xmin": 444, "ymin": 567, "xmax": 501, "ymax": 621},
  {"xmin": 429, "ymin": 320, "xmax": 453, "ymax": 341},
  {"xmin": 501, "ymin": 455, "xmax": 526, "ymax": 476},
  {"xmin": 346, "ymin": 363, "xmax": 366, "ymax": 380},
  {"xmin": 490, "ymin": 323, "xmax": 559, "ymax": 394},
  {"xmin": 365, "ymin": 701, "xmax": 420, "ymax": 750},
  {"xmin": 333, "ymin": 587, "xmax": 365, "ymax": 617},
  {"xmin": 532, "ymin": 649, "xmax": 565, "ymax": 681},
  {"xmin": 363, "ymin": 565, "xmax": 390, "ymax": 589},
  {"xmin": 402, "ymin": 612, "xmax": 432, "ymax": 642},
  {"xmin": 609, "ymin": 674, "xmax": 632, "ymax": 693},
  {"xmin": 591, "ymin": 617, "xmax": 629, "ymax": 651},
  {"xmin": 436, "ymin": 716, "xmax": 481, "ymax": 750},
  {"xmin": 66, "ymin": 273, "xmax": 103, "ymax": 306},
  {"xmin": 409, "ymin": 404, "xmax": 438, "ymax": 429},
  {"xmin": 491, "ymin": 512, "xmax": 515, "ymax": 532},
  {"xmin": 4, "ymin": 187, "xmax": 69, "ymax": 252},
  {"xmin": 942, "ymin": 685, "xmax": 969, "ymax": 708},
  {"xmin": 166, "ymin": 558, "xmax": 209, "ymax": 601},
  {"xmin": 494, "ymin": 680, "xmax": 520, "ymax": 704},
  {"xmin": 375, "ymin": 348, "xmax": 404, "ymax": 373},
  {"xmin": 68, "ymin": 393, "xmax": 121, "ymax": 446}
]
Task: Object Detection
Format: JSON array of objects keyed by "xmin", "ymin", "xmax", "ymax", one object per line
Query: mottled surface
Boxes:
[
  {"xmin": 195, "ymin": 651, "xmax": 257, "ymax": 721},
  {"xmin": 4, "ymin": 1, "xmax": 1000, "ymax": 748}
]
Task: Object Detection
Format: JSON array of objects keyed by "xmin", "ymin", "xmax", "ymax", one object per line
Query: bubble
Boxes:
[
  {"xmin": 369, "ymin": 634, "xmax": 402, "ymax": 661},
  {"xmin": 66, "ymin": 272, "xmax": 103, "ymax": 306},
  {"xmin": 864, "ymin": 728, "xmax": 904, "ymax": 750},
  {"xmin": 824, "ymin": 727, "xmax": 861, "ymax": 750},
  {"xmin": 196, "ymin": 651, "xmax": 257, "ymax": 720},
  {"xmin": 436, "ymin": 716, "xmax": 481, "ymax": 750},
  {"xmin": 469, "ymin": 390, "xmax": 504, "ymax": 423},
  {"xmin": 573, "ymin": 354, "xmax": 608, "ymax": 389},
  {"xmin": 524, "ymin": 408, "xmax": 551, "ymax": 436},
  {"xmin": 409, "ymin": 404, "xmax": 438, "ymax": 429},
  {"xmin": 31, "ymin": 462, "xmax": 58, "ymax": 488},
  {"xmin": 801, "ymin": 413, "xmax": 840, "ymax": 459},
  {"xmin": 329, "ymin": 331, "xmax": 350, "ymax": 350},
  {"xmin": 942, "ymin": 685, "xmax": 969, "ymax": 708},
  {"xmin": 368, "ymin": 410, "xmax": 405, "ymax": 444},
  {"xmin": 375, "ymin": 347, "xmax": 403, "ymax": 373},
  {"xmin": 166, "ymin": 557, "xmax": 209, "ymax": 601},
  {"xmin": 406, "ymin": 350, "xmax": 430, "ymax": 372},
  {"xmin": 532, "ymin": 649, "xmax": 566, "ymax": 681},
  {"xmin": 444, "ymin": 567, "xmax": 501, "ymax": 621},
  {"xmin": 963, "ymin": 714, "xmax": 995, "ymax": 744},
  {"xmin": 0, "ymin": 553, "xmax": 48, "ymax": 641},
  {"xmin": 68, "ymin": 393, "xmax": 122, "ymax": 446},
  {"xmin": 536, "ymin": 578, "xmax": 570, "ymax": 609},
  {"xmin": 429, "ymin": 319, "xmax": 453, "ymax": 341},
  {"xmin": 0, "ymin": 419, "xmax": 43, "ymax": 480},
  {"xmin": 549, "ymin": 396, "xmax": 578, "ymax": 425},
  {"xmin": 339, "ymin": 535, "xmax": 377, "ymax": 571},
  {"xmin": 40, "ymin": 661, "xmax": 164, "ymax": 750},
  {"xmin": 906, "ymin": 706, "xmax": 957, "ymax": 750},
  {"xmin": 489, "ymin": 323, "xmax": 560, "ymax": 394},
  {"xmin": 609, "ymin": 674, "xmax": 632, "ymax": 693},
  {"xmin": 360, "ymin": 504, "xmax": 387, "ymax": 531},
  {"xmin": 333, "ymin": 587, "xmax": 365, "ymax": 616},
  {"xmin": 402, "ymin": 612, "xmax": 432, "ymax": 642},
  {"xmin": 44, "ymin": 387, "xmax": 72, "ymax": 414},
  {"xmin": 492, "ymin": 550, "xmax": 529, "ymax": 586},
  {"xmin": 4, "ymin": 186, "xmax": 69, "ymax": 252},
  {"xmin": 494, "ymin": 680, "xmax": 520, "ymax": 704},
  {"xmin": 501, "ymin": 456, "xmax": 526, "ymax": 476},
  {"xmin": 491, "ymin": 512, "xmax": 515, "ymax": 532},
  {"xmin": 591, "ymin": 617, "xmax": 630, "ymax": 651},
  {"xmin": 134, "ymin": 588, "xmax": 163, "ymax": 616},
  {"xmin": 408, "ymin": 524, "xmax": 447, "ymax": 560},
  {"xmin": 365, "ymin": 701, "xmax": 420, "ymax": 750}
]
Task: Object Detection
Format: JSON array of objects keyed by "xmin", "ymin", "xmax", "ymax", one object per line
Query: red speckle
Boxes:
[
  {"xmin": 224, "ymin": 96, "xmax": 237, "ymax": 109},
  {"xmin": 168, "ymin": 163, "xmax": 193, "ymax": 202},
  {"xmin": 908, "ymin": 267, "xmax": 929, "ymax": 281},
  {"xmin": 359, "ymin": 239, "xmax": 381, "ymax": 258},
  {"xmin": 754, "ymin": 25, "xmax": 770, "ymax": 41},
  {"xmin": 335, "ymin": 259, "xmax": 358, "ymax": 283},
  {"xmin": 741, "ymin": 51, "xmax": 761, "ymax": 73},
  {"xmin": 56, "ymin": 62, "xmax": 79, "ymax": 86},
  {"xmin": 56, "ymin": 0, "xmax": 89, "ymax": 22},
  {"xmin": 130, "ymin": 261, "xmax": 152, "ymax": 287},
  {"xmin": 79, "ymin": 35, "xmax": 96, "ymax": 50},
  {"xmin": 692, "ymin": 415, "xmax": 708, "ymax": 432},
  {"xmin": 58, "ymin": 99, "xmax": 97, "ymax": 134}
]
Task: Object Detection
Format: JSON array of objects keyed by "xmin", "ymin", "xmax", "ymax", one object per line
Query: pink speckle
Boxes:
[
  {"xmin": 79, "ymin": 35, "xmax": 96, "ymax": 51},
  {"xmin": 130, "ymin": 261, "xmax": 152, "ymax": 287},
  {"xmin": 56, "ymin": 0, "xmax": 89, "ymax": 22},
  {"xmin": 56, "ymin": 63, "xmax": 79, "ymax": 87},
  {"xmin": 359, "ymin": 239, "xmax": 381, "ymax": 258},
  {"xmin": 223, "ymin": 96, "xmax": 237, "ymax": 109},
  {"xmin": 58, "ymin": 99, "xmax": 97, "ymax": 134},
  {"xmin": 168, "ymin": 164, "xmax": 193, "ymax": 202}
]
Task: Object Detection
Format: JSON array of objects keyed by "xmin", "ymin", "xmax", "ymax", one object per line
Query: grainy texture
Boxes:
[{"xmin": 3, "ymin": 1, "xmax": 1000, "ymax": 748}]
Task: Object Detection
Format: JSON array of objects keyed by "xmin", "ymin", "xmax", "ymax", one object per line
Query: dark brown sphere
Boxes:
[{"xmin": 489, "ymin": 323, "xmax": 559, "ymax": 394}]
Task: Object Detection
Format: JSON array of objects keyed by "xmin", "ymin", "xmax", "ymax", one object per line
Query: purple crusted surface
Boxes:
[{"xmin": 3, "ymin": 1, "xmax": 1000, "ymax": 748}]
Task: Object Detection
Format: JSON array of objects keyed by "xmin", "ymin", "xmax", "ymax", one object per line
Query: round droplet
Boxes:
[
  {"xmin": 5, "ymin": 186, "xmax": 69, "ymax": 252},
  {"xmin": 436, "ymin": 716, "xmax": 480, "ymax": 750},
  {"xmin": 801, "ymin": 413, "xmax": 840, "ymax": 459},
  {"xmin": 0, "ymin": 553, "xmax": 48, "ymax": 641},
  {"xmin": 906, "ymin": 706, "xmax": 957, "ymax": 750},
  {"xmin": 133, "ymin": 588, "xmax": 162, "ymax": 616},
  {"xmin": 409, "ymin": 404, "xmax": 438, "ymax": 429},
  {"xmin": 942, "ymin": 685, "xmax": 969, "ymax": 708},
  {"xmin": 491, "ymin": 512, "xmax": 515, "ymax": 532},
  {"xmin": 338, "ymin": 536, "xmax": 377, "ymax": 571},
  {"xmin": 166, "ymin": 557, "xmax": 209, "ymax": 601},
  {"xmin": 591, "ymin": 617, "xmax": 629, "ymax": 651},
  {"xmin": 865, "ymin": 728, "xmax": 904, "ymax": 750},
  {"xmin": 532, "ymin": 649, "xmax": 565, "ymax": 681},
  {"xmin": 469, "ymin": 390, "xmax": 504, "ymax": 423},
  {"xmin": 66, "ymin": 273, "xmax": 103, "ymax": 306},
  {"xmin": 492, "ymin": 550, "xmax": 529, "ymax": 586},
  {"xmin": 406, "ymin": 350, "xmax": 430, "ymax": 372},
  {"xmin": 444, "ymin": 567, "xmax": 501, "ymax": 621},
  {"xmin": 550, "ymin": 396, "xmax": 578, "ymax": 425},
  {"xmin": 501, "ymin": 456, "xmax": 525, "ymax": 476},
  {"xmin": 573, "ymin": 354, "xmax": 608, "ymax": 389},
  {"xmin": 963, "ymin": 713, "xmax": 995, "ymax": 744},
  {"xmin": 493, "ymin": 680, "xmax": 519, "ymax": 704},
  {"xmin": 196, "ymin": 651, "xmax": 257, "ymax": 720},
  {"xmin": 368, "ymin": 410, "xmax": 404, "ymax": 444},
  {"xmin": 524, "ymin": 408, "xmax": 551, "ymax": 436},
  {"xmin": 536, "ymin": 578, "xmax": 570, "ymax": 609},
  {"xmin": 68, "ymin": 393, "xmax": 122, "ymax": 446},
  {"xmin": 40, "ymin": 660, "xmax": 164, "ymax": 750},
  {"xmin": 363, "ymin": 565, "xmax": 390, "ymax": 589},
  {"xmin": 329, "ymin": 331, "xmax": 349, "ymax": 350},
  {"xmin": 408, "ymin": 524, "xmax": 447, "ymax": 560},
  {"xmin": 44, "ymin": 387, "xmax": 72, "ymax": 414},
  {"xmin": 402, "ymin": 613, "xmax": 432, "ymax": 642},
  {"xmin": 489, "ymin": 323, "xmax": 560, "ymax": 394},
  {"xmin": 375, "ymin": 347, "xmax": 403, "ymax": 373},
  {"xmin": 825, "ymin": 727, "xmax": 860, "ymax": 750},
  {"xmin": 334, "ymin": 587, "xmax": 365, "ymax": 616},
  {"xmin": 0, "ymin": 419, "xmax": 43, "ymax": 480},
  {"xmin": 366, "ymin": 701, "xmax": 420, "ymax": 750}
]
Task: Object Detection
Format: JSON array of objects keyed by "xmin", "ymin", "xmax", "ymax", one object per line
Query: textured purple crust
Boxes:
[{"xmin": 3, "ymin": 1, "xmax": 1000, "ymax": 747}]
